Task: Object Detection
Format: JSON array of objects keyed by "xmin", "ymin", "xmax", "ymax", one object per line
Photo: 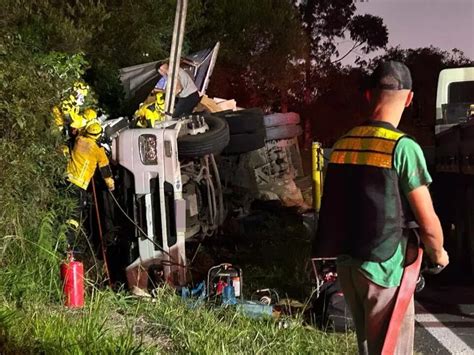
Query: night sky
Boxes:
[{"xmin": 340, "ymin": 0, "xmax": 474, "ymax": 65}]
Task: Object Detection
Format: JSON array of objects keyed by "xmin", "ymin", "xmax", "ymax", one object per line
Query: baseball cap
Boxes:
[{"xmin": 369, "ymin": 61, "xmax": 412, "ymax": 90}]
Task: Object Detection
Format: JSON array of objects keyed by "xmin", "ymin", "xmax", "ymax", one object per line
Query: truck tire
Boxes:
[
  {"xmin": 223, "ymin": 129, "xmax": 266, "ymax": 155},
  {"xmin": 178, "ymin": 114, "xmax": 230, "ymax": 157},
  {"xmin": 215, "ymin": 108, "xmax": 264, "ymax": 134},
  {"xmin": 263, "ymin": 112, "xmax": 300, "ymax": 127},
  {"xmin": 265, "ymin": 124, "xmax": 302, "ymax": 141}
]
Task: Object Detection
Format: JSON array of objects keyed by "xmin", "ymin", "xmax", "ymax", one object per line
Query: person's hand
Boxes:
[
  {"xmin": 426, "ymin": 247, "xmax": 449, "ymax": 267},
  {"xmin": 105, "ymin": 177, "xmax": 115, "ymax": 192}
]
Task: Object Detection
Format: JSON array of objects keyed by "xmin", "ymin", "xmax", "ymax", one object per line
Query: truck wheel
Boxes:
[
  {"xmin": 265, "ymin": 124, "xmax": 302, "ymax": 141},
  {"xmin": 263, "ymin": 112, "xmax": 300, "ymax": 127},
  {"xmin": 215, "ymin": 108, "xmax": 264, "ymax": 134},
  {"xmin": 178, "ymin": 114, "xmax": 230, "ymax": 157},
  {"xmin": 223, "ymin": 129, "xmax": 266, "ymax": 155}
]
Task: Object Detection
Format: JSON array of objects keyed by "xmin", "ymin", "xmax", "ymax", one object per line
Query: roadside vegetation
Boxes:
[
  {"xmin": 0, "ymin": 0, "xmax": 396, "ymax": 353},
  {"xmin": 1, "ymin": 286, "xmax": 356, "ymax": 354}
]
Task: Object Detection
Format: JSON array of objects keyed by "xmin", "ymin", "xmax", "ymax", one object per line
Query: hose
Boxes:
[
  {"xmin": 210, "ymin": 154, "xmax": 224, "ymax": 225},
  {"xmin": 91, "ymin": 179, "xmax": 113, "ymax": 288},
  {"xmin": 107, "ymin": 189, "xmax": 187, "ymax": 269}
]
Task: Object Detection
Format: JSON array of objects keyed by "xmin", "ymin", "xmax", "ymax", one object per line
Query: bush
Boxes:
[{"xmin": 0, "ymin": 32, "xmax": 87, "ymax": 303}]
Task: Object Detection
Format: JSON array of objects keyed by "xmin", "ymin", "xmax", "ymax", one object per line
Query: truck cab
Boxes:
[{"xmin": 433, "ymin": 66, "xmax": 474, "ymax": 278}]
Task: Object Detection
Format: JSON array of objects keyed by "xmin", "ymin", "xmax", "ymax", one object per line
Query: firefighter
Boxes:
[
  {"xmin": 65, "ymin": 122, "xmax": 115, "ymax": 249},
  {"xmin": 134, "ymin": 91, "xmax": 166, "ymax": 128},
  {"xmin": 67, "ymin": 122, "xmax": 114, "ymax": 191},
  {"xmin": 52, "ymin": 81, "xmax": 94, "ymax": 134}
]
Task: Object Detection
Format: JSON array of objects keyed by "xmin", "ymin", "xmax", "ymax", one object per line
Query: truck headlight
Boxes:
[{"xmin": 139, "ymin": 134, "xmax": 158, "ymax": 165}]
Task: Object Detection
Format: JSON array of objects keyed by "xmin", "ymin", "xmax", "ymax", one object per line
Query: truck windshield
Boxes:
[{"xmin": 448, "ymin": 81, "xmax": 474, "ymax": 103}]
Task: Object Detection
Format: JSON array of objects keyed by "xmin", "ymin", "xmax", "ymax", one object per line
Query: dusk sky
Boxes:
[{"xmin": 340, "ymin": 0, "xmax": 474, "ymax": 65}]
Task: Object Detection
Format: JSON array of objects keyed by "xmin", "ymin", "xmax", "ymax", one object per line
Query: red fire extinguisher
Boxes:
[{"xmin": 60, "ymin": 253, "xmax": 84, "ymax": 308}]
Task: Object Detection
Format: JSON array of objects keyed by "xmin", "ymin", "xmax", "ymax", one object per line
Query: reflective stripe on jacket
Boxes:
[
  {"xmin": 330, "ymin": 125, "xmax": 404, "ymax": 168},
  {"xmin": 67, "ymin": 136, "xmax": 110, "ymax": 190}
]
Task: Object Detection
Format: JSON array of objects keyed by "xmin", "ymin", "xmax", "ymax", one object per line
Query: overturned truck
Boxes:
[{"xmin": 99, "ymin": 46, "xmax": 308, "ymax": 291}]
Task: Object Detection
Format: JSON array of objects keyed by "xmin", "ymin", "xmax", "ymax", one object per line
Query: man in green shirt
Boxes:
[{"xmin": 314, "ymin": 61, "xmax": 449, "ymax": 354}]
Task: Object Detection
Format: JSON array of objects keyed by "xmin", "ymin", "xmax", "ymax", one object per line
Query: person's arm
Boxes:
[
  {"xmin": 395, "ymin": 137, "xmax": 448, "ymax": 266},
  {"xmin": 175, "ymin": 77, "xmax": 183, "ymax": 95},
  {"xmin": 407, "ymin": 186, "xmax": 448, "ymax": 266}
]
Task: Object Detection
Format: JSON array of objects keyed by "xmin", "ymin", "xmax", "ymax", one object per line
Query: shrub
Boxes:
[{"xmin": 0, "ymin": 32, "xmax": 88, "ymax": 303}]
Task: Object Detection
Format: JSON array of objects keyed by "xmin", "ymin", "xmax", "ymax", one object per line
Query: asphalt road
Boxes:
[{"xmin": 414, "ymin": 283, "xmax": 474, "ymax": 354}]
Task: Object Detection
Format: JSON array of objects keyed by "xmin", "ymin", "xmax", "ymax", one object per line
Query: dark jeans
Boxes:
[
  {"xmin": 65, "ymin": 183, "xmax": 88, "ymax": 248},
  {"xmin": 173, "ymin": 91, "xmax": 201, "ymax": 117}
]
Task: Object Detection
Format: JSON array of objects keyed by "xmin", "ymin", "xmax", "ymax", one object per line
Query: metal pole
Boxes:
[
  {"xmin": 164, "ymin": 0, "xmax": 188, "ymax": 119},
  {"xmin": 160, "ymin": 0, "xmax": 189, "ymax": 285},
  {"xmin": 91, "ymin": 178, "xmax": 112, "ymax": 287},
  {"xmin": 312, "ymin": 141, "xmax": 324, "ymax": 213}
]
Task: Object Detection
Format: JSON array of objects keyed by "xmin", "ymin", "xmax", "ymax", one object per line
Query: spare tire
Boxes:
[
  {"xmin": 223, "ymin": 129, "xmax": 266, "ymax": 155},
  {"xmin": 264, "ymin": 112, "xmax": 300, "ymax": 127},
  {"xmin": 265, "ymin": 124, "xmax": 302, "ymax": 141},
  {"xmin": 215, "ymin": 108, "xmax": 264, "ymax": 134},
  {"xmin": 178, "ymin": 114, "xmax": 230, "ymax": 157}
]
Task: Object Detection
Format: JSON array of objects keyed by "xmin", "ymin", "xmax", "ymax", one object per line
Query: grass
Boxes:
[
  {"xmin": 0, "ymin": 207, "xmax": 357, "ymax": 354},
  {"xmin": 142, "ymin": 288, "xmax": 356, "ymax": 354},
  {"xmin": 0, "ymin": 287, "xmax": 356, "ymax": 354},
  {"xmin": 0, "ymin": 292, "xmax": 151, "ymax": 354}
]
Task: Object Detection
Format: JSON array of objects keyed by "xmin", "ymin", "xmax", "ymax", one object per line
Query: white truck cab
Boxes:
[
  {"xmin": 433, "ymin": 66, "xmax": 474, "ymax": 278},
  {"xmin": 434, "ymin": 67, "xmax": 474, "ymax": 173}
]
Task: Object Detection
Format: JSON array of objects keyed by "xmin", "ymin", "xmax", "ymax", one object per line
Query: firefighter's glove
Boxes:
[
  {"xmin": 104, "ymin": 177, "xmax": 115, "ymax": 192},
  {"xmin": 61, "ymin": 145, "xmax": 70, "ymax": 157}
]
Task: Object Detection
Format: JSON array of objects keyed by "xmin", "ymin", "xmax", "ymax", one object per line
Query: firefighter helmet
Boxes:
[
  {"xmin": 85, "ymin": 122, "xmax": 103, "ymax": 138},
  {"xmin": 70, "ymin": 117, "xmax": 87, "ymax": 129},
  {"xmin": 69, "ymin": 107, "xmax": 87, "ymax": 129},
  {"xmin": 84, "ymin": 108, "xmax": 97, "ymax": 121}
]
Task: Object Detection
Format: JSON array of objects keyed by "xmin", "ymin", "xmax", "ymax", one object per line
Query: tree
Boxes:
[
  {"xmin": 192, "ymin": 0, "xmax": 309, "ymax": 112},
  {"xmin": 305, "ymin": 65, "xmax": 368, "ymax": 145},
  {"xmin": 296, "ymin": 1, "xmax": 387, "ymax": 80},
  {"xmin": 296, "ymin": 0, "xmax": 388, "ymax": 147},
  {"xmin": 308, "ymin": 46, "xmax": 473, "ymax": 146}
]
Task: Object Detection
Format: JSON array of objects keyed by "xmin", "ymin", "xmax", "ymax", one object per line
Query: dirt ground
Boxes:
[{"xmin": 188, "ymin": 200, "xmax": 313, "ymax": 300}]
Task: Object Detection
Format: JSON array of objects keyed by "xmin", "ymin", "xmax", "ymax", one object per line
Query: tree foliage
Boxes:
[
  {"xmin": 0, "ymin": 0, "xmax": 108, "ymax": 302},
  {"xmin": 192, "ymin": 0, "xmax": 388, "ymax": 111},
  {"xmin": 193, "ymin": 0, "xmax": 309, "ymax": 110},
  {"xmin": 309, "ymin": 46, "xmax": 473, "ymax": 145},
  {"xmin": 297, "ymin": 0, "xmax": 388, "ymax": 85}
]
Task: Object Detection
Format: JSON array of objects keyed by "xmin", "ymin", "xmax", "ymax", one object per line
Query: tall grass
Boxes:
[
  {"xmin": 0, "ymin": 292, "xmax": 153, "ymax": 354},
  {"xmin": 1, "ymin": 285, "xmax": 356, "ymax": 354},
  {"xmin": 141, "ymin": 288, "xmax": 357, "ymax": 354}
]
